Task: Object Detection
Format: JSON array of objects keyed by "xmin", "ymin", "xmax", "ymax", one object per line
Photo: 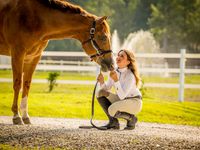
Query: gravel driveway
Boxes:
[{"xmin": 0, "ymin": 116, "xmax": 199, "ymax": 149}]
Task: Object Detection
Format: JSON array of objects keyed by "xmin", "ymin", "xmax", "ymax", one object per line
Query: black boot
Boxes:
[
  {"xmin": 97, "ymin": 96, "xmax": 119, "ymax": 129},
  {"xmin": 114, "ymin": 111, "xmax": 137, "ymax": 130}
]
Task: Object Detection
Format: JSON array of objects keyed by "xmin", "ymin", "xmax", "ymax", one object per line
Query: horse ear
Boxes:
[{"xmin": 97, "ymin": 16, "xmax": 108, "ymax": 24}]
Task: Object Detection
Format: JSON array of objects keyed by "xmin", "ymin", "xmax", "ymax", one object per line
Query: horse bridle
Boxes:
[{"xmin": 82, "ymin": 21, "xmax": 112, "ymax": 60}]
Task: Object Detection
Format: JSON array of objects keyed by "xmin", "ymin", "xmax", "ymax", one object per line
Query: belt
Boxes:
[{"xmin": 124, "ymin": 95, "xmax": 142, "ymax": 100}]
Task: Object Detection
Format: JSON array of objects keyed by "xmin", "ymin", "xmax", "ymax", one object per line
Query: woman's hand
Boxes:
[
  {"xmin": 97, "ymin": 72, "xmax": 104, "ymax": 85},
  {"xmin": 110, "ymin": 71, "xmax": 118, "ymax": 82}
]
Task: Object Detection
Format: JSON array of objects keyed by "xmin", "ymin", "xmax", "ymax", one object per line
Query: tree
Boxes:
[
  {"xmin": 149, "ymin": 0, "xmax": 200, "ymax": 53},
  {"xmin": 109, "ymin": 0, "xmax": 157, "ymax": 41},
  {"xmin": 185, "ymin": 0, "xmax": 200, "ymax": 52},
  {"xmin": 109, "ymin": 0, "xmax": 137, "ymax": 40}
]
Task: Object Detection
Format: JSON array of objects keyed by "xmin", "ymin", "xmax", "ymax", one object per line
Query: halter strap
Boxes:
[
  {"xmin": 82, "ymin": 20, "xmax": 112, "ymax": 60},
  {"xmin": 90, "ymin": 50, "xmax": 112, "ymax": 59}
]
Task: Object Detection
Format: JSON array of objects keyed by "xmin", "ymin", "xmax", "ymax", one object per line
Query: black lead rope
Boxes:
[
  {"xmin": 90, "ymin": 81, "xmax": 107, "ymax": 130},
  {"xmin": 79, "ymin": 80, "xmax": 107, "ymax": 130}
]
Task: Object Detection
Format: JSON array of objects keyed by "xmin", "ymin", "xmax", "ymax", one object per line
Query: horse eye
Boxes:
[
  {"xmin": 97, "ymin": 35, "xmax": 107, "ymax": 41},
  {"xmin": 102, "ymin": 35, "xmax": 107, "ymax": 41}
]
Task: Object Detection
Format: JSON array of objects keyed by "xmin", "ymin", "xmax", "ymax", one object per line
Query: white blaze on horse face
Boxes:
[{"xmin": 20, "ymin": 96, "xmax": 29, "ymax": 118}]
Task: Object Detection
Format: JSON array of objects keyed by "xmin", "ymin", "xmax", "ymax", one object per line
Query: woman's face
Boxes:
[{"xmin": 116, "ymin": 51, "xmax": 130, "ymax": 69}]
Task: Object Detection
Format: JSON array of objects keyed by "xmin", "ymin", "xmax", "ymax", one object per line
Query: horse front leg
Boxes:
[
  {"xmin": 20, "ymin": 42, "xmax": 47, "ymax": 124},
  {"xmin": 11, "ymin": 52, "xmax": 25, "ymax": 125},
  {"xmin": 20, "ymin": 62, "xmax": 38, "ymax": 124}
]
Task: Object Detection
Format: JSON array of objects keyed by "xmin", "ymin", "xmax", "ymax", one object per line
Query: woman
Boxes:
[{"xmin": 97, "ymin": 49, "xmax": 142, "ymax": 130}]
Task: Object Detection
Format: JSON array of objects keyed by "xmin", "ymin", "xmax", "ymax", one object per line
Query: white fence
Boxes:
[
  {"xmin": 1, "ymin": 51, "xmax": 200, "ymax": 74},
  {"xmin": 0, "ymin": 49, "xmax": 200, "ymax": 102}
]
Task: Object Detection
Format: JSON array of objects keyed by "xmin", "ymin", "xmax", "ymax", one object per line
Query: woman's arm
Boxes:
[
  {"xmin": 97, "ymin": 72, "xmax": 114, "ymax": 90},
  {"xmin": 101, "ymin": 75, "xmax": 114, "ymax": 90}
]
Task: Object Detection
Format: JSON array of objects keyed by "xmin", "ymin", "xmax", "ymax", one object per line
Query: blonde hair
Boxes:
[{"xmin": 118, "ymin": 49, "xmax": 142, "ymax": 88}]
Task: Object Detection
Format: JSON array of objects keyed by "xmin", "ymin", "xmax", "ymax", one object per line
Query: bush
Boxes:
[{"xmin": 47, "ymin": 72, "xmax": 60, "ymax": 92}]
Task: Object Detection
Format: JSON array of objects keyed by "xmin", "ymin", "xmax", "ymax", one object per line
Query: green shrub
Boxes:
[{"xmin": 47, "ymin": 72, "xmax": 60, "ymax": 92}]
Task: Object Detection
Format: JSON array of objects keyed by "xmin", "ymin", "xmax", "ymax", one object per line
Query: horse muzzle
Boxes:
[{"xmin": 99, "ymin": 57, "xmax": 115, "ymax": 72}]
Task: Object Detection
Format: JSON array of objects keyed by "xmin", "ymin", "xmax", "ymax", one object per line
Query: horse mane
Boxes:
[
  {"xmin": 36, "ymin": 0, "xmax": 110, "ymax": 34},
  {"xmin": 37, "ymin": 0, "xmax": 91, "ymax": 15}
]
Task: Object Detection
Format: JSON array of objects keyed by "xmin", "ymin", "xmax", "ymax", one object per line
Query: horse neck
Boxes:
[{"xmin": 34, "ymin": 1, "xmax": 95, "ymax": 41}]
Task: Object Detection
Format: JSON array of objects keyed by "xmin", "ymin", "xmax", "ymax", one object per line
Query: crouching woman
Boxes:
[{"xmin": 97, "ymin": 49, "xmax": 142, "ymax": 130}]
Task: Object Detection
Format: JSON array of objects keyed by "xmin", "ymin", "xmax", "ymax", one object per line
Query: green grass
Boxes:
[
  {"xmin": 142, "ymin": 74, "xmax": 200, "ymax": 84},
  {"xmin": 0, "ymin": 144, "xmax": 57, "ymax": 150},
  {"xmin": 0, "ymin": 70, "xmax": 96, "ymax": 81},
  {"xmin": 1, "ymin": 70, "xmax": 200, "ymax": 84},
  {"xmin": 0, "ymin": 144, "xmax": 15, "ymax": 150},
  {"xmin": 0, "ymin": 82, "xmax": 200, "ymax": 126}
]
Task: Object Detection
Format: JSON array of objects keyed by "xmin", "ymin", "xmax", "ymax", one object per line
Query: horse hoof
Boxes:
[
  {"xmin": 13, "ymin": 117, "xmax": 23, "ymax": 125},
  {"xmin": 22, "ymin": 117, "xmax": 31, "ymax": 124}
]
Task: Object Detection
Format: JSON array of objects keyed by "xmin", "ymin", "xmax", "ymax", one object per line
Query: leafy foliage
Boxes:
[
  {"xmin": 149, "ymin": 0, "xmax": 200, "ymax": 52},
  {"xmin": 47, "ymin": 72, "xmax": 60, "ymax": 92},
  {"xmin": 46, "ymin": 39, "xmax": 82, "ymax": 51}
]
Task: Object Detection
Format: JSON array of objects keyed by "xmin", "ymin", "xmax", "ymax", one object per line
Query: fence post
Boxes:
[
  {"xmin": 96, "ymin": 66, "xmax": 101, "ymax": 77},
  {"xmin": 164, "ymin": 61, "xmax": 169, "ymax": 77},
  {"xmin": 60, "ymin": 60, "xmax": 63, "ymax": 73},
  {"xmin": 178, "ymin": 49, "xmax": 186, "ymax": 102}
]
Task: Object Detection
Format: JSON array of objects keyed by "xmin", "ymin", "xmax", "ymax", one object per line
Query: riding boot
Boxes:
[
  {"xmin": 97, "ymin": 96, "xmax": 119, "ymax": 129},
  {"xmin": 114, "ymin": 111, "xmax": 137, "ymax": 130}
]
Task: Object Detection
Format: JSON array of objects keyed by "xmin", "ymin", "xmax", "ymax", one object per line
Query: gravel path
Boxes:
[{"xmin": 0, "ymin": 116, "xmax": 199, "ymax": 149}]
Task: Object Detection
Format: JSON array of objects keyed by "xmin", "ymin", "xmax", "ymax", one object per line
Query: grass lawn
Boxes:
[
  {"xmin": 0, "ymin": 70, "xmax": 96, "ymax": 81},
  {"xmin": 1, "ymin": 70, "xmax": 200, "ymax": 84},
  {"xmin": 0, "ymin": 82, "xmax": 200, "ymax": 126}
]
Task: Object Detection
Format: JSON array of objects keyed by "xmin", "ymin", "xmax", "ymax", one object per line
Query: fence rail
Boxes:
[
  {"xmin": 0, "ymin": 78, "xmax": 200, "ymax": 89},
  {"xmin": 41, "ymin": 51, "xmax": 200, "ymax": 58},
  {"xmin": 1, "ymin": 51, "xmax": 200, "ymax": 73},
  {"xmin": 1, "ymin": 50, "xmax": 200, "ymax": 102},
  {"xmin": 1, "ymin": 65, "xmax": 200, "ymax": 74}
]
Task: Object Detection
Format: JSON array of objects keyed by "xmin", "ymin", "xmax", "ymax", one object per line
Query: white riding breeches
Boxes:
[{"xmin": 107, "ymin": 93, "xmax": 142, "ymax": 117}]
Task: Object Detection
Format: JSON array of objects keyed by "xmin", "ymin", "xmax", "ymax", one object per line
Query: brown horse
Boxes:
[{"xmin": 0, "ymin": 0, "xmax": 114, "ymax": 125}]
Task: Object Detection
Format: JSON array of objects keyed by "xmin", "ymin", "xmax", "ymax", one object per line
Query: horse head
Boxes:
[{"xmin": 82, "ymin": 16, "xmax": 114, "ymax": 72}]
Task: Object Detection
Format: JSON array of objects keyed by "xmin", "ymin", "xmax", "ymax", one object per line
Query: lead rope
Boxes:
[
  {"xmin": 79, "ymin": 78, "xmax": 108, "ymax": 130},
  {"xmin": 90, "ymin": 81, "xmax": 108, "ymax": 130}
]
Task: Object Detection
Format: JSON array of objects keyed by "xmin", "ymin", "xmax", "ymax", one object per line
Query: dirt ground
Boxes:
[{"xmin": 0, "ymin": 116, "xmax": 200, "ymax": 150}]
